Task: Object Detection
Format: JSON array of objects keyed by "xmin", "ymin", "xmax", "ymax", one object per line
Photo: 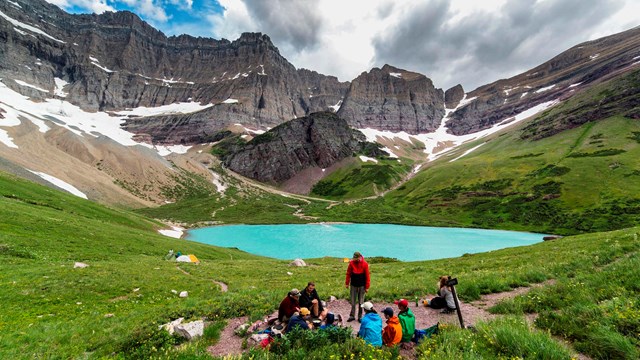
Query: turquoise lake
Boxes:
[{"xmin": 186, "ymin": 224, "xmax": 546, "ymax": 261}]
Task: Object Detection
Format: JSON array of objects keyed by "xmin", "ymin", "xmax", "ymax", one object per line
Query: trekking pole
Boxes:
[{"xmin": 447, "ymin": 277, "xmax": 465, "ymax": 329}]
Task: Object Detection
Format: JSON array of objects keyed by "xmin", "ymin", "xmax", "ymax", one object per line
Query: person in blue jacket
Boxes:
[{"xmin": 357, "ymin": 301, "xmax": 382, "ymax": 347}]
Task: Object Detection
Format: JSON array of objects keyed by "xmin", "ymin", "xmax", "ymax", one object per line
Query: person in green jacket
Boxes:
[{"xmin": 395, "ymin": 299, "xmax": 415, "ymax": 343}]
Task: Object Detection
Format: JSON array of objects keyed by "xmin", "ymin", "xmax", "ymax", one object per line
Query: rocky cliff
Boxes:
[
  {"xmin": 446, "ymin": 27, "xmax": 640, "ymax": 135},
  {"xmin": 0, "ymin": 0, "xmax": 348, "ymax": 137},
  {"xmin": 338, "ymin": 65, "xmax": 445, "ymax": 134},
  {"xmin": 221, "ymin": 112, "xmax": 366, "ymax": 184}
]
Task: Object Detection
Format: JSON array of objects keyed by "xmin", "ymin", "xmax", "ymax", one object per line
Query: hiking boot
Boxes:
[{"xmin": 347, "ymin": 316, "xmax": 355, "ymax": 322}]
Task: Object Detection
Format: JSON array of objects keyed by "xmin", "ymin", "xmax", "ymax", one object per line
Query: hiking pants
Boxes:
[{"xmin": 349, "ymin": 285, "xmax": 366, "ymax": 318}]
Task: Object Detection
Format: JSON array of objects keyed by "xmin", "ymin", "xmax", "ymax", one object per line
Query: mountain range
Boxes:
[{"xmin": 1, "ymin": 0, "xmax": 640, "ymax": 233}]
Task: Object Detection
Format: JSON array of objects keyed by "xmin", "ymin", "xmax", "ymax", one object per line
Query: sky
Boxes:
[{"xmin": 44, "ymin": 0, "xmax": 640, "ymax": 91}]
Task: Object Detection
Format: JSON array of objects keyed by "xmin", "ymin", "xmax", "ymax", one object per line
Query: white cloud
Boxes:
[
  {"xmin": 45, "ymin": 0, "xmax": 114, "ymax": 13},
  {"xmin": 120, "ymin": 0, "xmax": 169, "ymax": 22}
]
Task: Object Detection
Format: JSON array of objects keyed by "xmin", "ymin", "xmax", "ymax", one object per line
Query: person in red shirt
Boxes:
[
  {"xmin": 278, "ymin": 288, "xmax": 301, "ymax": 322},
  {"xmin": 345, "ymin": 251, "xmax": 370, "ymax": 322}
]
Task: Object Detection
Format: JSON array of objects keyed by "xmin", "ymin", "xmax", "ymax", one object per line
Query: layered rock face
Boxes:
[
  {"xmin": 223, "ymin": 112, "xmax": 365, "ymax": 183},
  {"xmin": 0, "ymin": 0, "xmax": 348, "ymax": 139},
  {"xmin": 338, "ymin": 65, "xmax": 445, "ymax": 134},
  {"xmin": 446, "ymin": 27, "xmax": 640, "ymax": 136}
]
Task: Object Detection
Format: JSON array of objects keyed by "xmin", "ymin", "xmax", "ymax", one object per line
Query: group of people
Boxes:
[{"xmin": 276, "ymin": 251, "xmax": 458, "ymax": 347}]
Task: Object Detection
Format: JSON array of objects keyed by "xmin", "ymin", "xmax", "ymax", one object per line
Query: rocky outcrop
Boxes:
[
  {"xmin": 222, "ymin": 112, "xmax": 365, "ymax": 183},
  {"xmin": 445, "ymin": 84, "xmax": 464, "ymax": 109},
  {"xmin": 446, "ymin": 27, "xmax": 640, "ymax": 136},
  {"xmin": 338, "ymin": 65, "xmax": 445, "ymax": 134}
]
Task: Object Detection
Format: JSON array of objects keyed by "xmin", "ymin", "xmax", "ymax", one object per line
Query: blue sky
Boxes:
[{"xmin": 44, "ymin": 0, "xmax": 640, "ymax": 90}]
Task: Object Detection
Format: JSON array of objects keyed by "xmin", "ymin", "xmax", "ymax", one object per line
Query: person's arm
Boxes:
[
  {"xmin": 315, "ymin": 290, "xmax": 324, "ymax": 312},
  {"xmin": 345, "ymin": 261, "xmax": 353, "ymax": 288}
]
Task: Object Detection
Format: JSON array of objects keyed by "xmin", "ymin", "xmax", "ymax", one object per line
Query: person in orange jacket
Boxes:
[
  {"xmin": 345, "ymin": 251, "xmax": 370, "ymax": 321},
  {"xmin": 382, "ymin": 307, "xmax": 402, "ymax": 347}
]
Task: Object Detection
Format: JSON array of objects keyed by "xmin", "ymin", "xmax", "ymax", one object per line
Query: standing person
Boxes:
[
  {"xmin": 357, "ymin": 302, "xmax": 382, "ymax": 347},
  {"xmin": 425, "ymin": 276, "xmax": 458, "ymax": 312},
  {"xmin": 381, "ymin": 307, "xmax": 402, "ymax": 347},
  {"xmin": 299, "ymin": 282, "xmax": 328, "ymax": 320},
  {"xmin": 345, "ymin": 251, "xmax": 370, "ymax": 322},
  {"xmin": 395, "ymin": 299, "xmax": 416, "ymax": 344},
  {"xmin": 278, "ymin": 288, "xmax": 301, "ymax": 322}
]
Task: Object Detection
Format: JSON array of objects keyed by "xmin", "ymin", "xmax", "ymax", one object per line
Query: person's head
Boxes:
[
  {"xmin": 439, "ymin": 276, "xmax": 450, "ymax": 289},
  {"xmin": 394, "ymin": 298, "xmax": 409, "ymax": 311},
  {"xmin": 382, "ymin": 307, "xmax": 394, "ymax": 319},
  {"xmin": 353, "ymin": 251, "xmax": 362, "ymax": 262},
  {"xmin": 361, "ymin": 301, "xmax": 375, "ymax": 313},
  {"xmin": 306, "ymin": 281, "xmax": 315, "ymax": 293},
  {"xmin": 325, "ymin": 312, "xmax": 335, "ymax": 325},
  {"xmin": 289, "ymin": 288, "xmax": 301, "ymax": 299},
  {"xmin": 299, "ymin": 307, "xmax": 310, "ymax": 317}
]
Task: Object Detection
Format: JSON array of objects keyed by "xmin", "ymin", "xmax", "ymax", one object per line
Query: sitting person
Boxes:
[
  {"xmin": 286, "ymin": 307, "xmax": 311, "ymax": 333},
  {"xmin": 395, "ymin": 299, "xmax": 416, "ymax": 345},
  {"xmin": 381, "ymin": 307, "xmax": 402, "ymax": 347},
  {"xmin": 357, "ymin": 302, "xmax": 382, "ymax": 347},
  {"xmin": 299, "ymin": 281, "xmax": 328, "ymax": 320},
  {"xmin": 278, "ymin": 288, "xmax": 301, "ymax": 322},
  {"xmin": 425, "ymin": 276, "xmax": 458, "ymax": 312},
  {"xmin": 319, "ymin": 312, "xmax": 337, "ymax": 330}
]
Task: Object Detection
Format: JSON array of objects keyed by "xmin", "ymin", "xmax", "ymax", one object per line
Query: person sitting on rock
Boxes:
[
  {"xmin": 381, "ymin": 307, "xmax": 402, "ymax": 347},
  {"xmin": 299, "ymin": 281, "xmax": 328, "ymax": 320},
  {"xmin": 357, "ymin": 302, "xmax": 382, "ymax": 347},
  {"xmin": 395, "ymin": 299, "xmax": 416, "ymax": 345},
  {"xmin": 286, "ymin": 307, "xmax": 311, "ymax": 333},
  {"xmin": 278, "ymin": 288, "xmax": 301, "ymax": 323},
  {"xmin": 425, "ymin": 276, "xmax": 458, "ymax": 312}
]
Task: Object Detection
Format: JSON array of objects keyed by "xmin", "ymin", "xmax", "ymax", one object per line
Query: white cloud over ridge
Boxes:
[{"xmin": 45, "ymin": 0, "xmax": 640, "ymax": 91}]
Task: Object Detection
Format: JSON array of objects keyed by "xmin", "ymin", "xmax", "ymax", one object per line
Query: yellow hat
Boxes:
[{"xmin": 299, "ymin": 307, "xmax": 310, "ymax": 316}]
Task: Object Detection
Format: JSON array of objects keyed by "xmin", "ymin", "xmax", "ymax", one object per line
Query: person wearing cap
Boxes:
[
  {"xmin": 357, "ymin": 301, "xmax": 382, "ymax": 347},
  {"xmin": 299, "ymin": 281, "xmax": 328, "ymax": 320},
  {"xmin": 285, "ymin": 307, "xmax": 311, "ymax": 333},
  {"xmin": 381, "ymin": 307, "xmax": 402, "ymax": 347},
  {"xmin": 345, "ymin": 251, "xmax": 370, "ymax": 322},
  {"xmin": 278, "ymin": 288, "xmax": 301, "ymax": 322},
  {"xmin": 395, "ymin": 299, "xmax": 416, "ymax": 344}
]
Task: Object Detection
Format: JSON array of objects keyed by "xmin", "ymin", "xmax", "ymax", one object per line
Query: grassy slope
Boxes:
[{"xmin": 1, "ymin": 170, "xmax": 639, "ymax": 358}]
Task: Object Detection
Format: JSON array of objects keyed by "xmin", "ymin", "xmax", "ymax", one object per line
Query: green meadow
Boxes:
[{"xmin": 1, "ymin": 170, "xmax": 639, "ymax": 359}]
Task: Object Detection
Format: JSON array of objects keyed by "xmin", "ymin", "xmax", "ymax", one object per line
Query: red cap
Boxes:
[{"xmin": 394, "ymin": 299, "xmax": 409, "ymax": 307}]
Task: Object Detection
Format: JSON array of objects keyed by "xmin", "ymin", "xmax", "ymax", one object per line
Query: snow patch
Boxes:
[
  {"xmin": 449, "ymin": 143, "xmax": 485, "ymax": 162},
  {"xmin": 0, "ymin": 129, "xmax": 19, "ymax": 148},
  {"xmin": 210, "ymin": 171, "xmax": 227, "ymax": 193},
  {"xmin": 329, "ymin": 99, "xmax": 343, "ymax": 112},
  {"xmin": 54, "ymin": 78, "xmax": 68, "ymax": 97},
  {"xmin": 222, "ymin": 98, "xmax": 239, "ymax": 104},
  {"xmin": 389, "ymin": 72, "xmax": 402, "ymax": 78},
  {"xmin": 520, "ymin": 92, "xmax": 528, "ymax": 98},
  {"xmin": 590, "ymin": 54, "xmax": 600, "ymax": 60},
  {"xmin": 27, "ymin": 169, "xmax": 88, "ymax": 199},
  {"xmin": 381, "ymin": 146, "xmax": 399, "ymax": 158},
  {"xmin": 258, "ymin": 65, "xmax": 267, "ymax": 75},
  {"xmin": 359, "ymin": 155, "xmax": 378, "ymax": 163},
  {"xmin": 158, "ymin": 226, "xmax": 184, "ymax": 238},
  {"xmin": 14, "ymin": 79, "xmax": 48, "ymax": 92},
  {"xmin": 155, "ymin": 145, "xmax": 191, "ymax": 156},
  {"xmin": 0, "ymin": 9, "xmax": 65, "ymax": 43},
  {"xmin": 569, "ymin": 82, "xmax": 582, "ymax": 88},
  {"xmin": 534, "ymin": 84, "xmax": 556, "ymax": 93},
  {"xmin": 116, "ymin": 102, "xmax": 213, "ymax": 117},
  {"xmin": 7, "ymin": 0, "xmax": 21, "ymax": 8}
]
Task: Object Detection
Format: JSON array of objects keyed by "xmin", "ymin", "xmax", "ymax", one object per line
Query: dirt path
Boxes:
[{"xmin": 213, "ymin": 280, "xmax": 228, "ymax": 292}]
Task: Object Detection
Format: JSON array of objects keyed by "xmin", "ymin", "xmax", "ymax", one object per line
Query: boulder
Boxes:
[
  {"xmin": 289, "ymin": 259, "xmax": 307, "ymax": 267},
  {"xmin": 234, "ymin": 323, "xmax": 250, "ymax": 336},
  {"xmin": 179, "ymin": 291, "xmax": 188, "ymax": 298},
  {"xmin": 174, "ymin": 320, "xmax": 204, "ymax": 340},
  {"xmin": 74, "ymin": 262, "xmax": 89, "ymax": 268},
  {"xmin": 543, "ymin": 235, "xmax": 563, "ymax": 241},
  {"xmin": 160, "ymin": 317, "xmax": 184, "ymax": 335},
  {"xmin": 329, "ymin": 295, "xmax": 337, "ymax": 302}
]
